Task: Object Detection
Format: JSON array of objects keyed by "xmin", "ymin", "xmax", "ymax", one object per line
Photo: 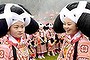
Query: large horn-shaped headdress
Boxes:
[
  {"xmin": 0, "ymin": 3, "xmax": 39, "ymax": 37},
  {"xmin": 53, "ymin": 1, "xmax": 90, "ymax": 37}
]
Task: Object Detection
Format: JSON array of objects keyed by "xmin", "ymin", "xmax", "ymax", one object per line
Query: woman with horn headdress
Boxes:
[
  {"xmin": 0, "ymin": 3, "xmax": 39, "ymax": 60},
  {"xmin": 53, "ymin": 1, "xmax": 90, "ymax": 60}
]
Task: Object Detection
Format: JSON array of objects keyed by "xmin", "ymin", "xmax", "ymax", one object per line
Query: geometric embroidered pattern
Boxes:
[
  {"xmin": 67, "ymin": 45, "xmax": 74, "ymax": 60},
  {"xmin": 80, "ymin": 45, "xmax": 88, "ymax": 53},
  {"xmin": 0, "ymin": 50, "xmax": 4, "ymax": 58},
  {"xmin": 78, "ymin": 57, "xmax": 89, "ymax": 60}
]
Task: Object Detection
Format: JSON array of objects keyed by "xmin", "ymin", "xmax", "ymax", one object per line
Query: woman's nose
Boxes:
[{"xmin": 18, "ymin": 27, "xmax": 23, "ymax": 31}]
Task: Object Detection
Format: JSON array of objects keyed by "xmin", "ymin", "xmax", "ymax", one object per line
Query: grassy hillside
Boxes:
[{"xmin": 36, "ymin": 53, "xmax": 59, "ymax": 60}]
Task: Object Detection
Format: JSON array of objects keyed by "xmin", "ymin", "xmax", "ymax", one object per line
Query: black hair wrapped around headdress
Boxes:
[
  {"xmin": 25, "ymin": 18, "xmax": 39, "ymax": 34},
  {"xmin": 0, "ymin": 3, "xmax": 39, "ymax": 37},
  {"xmin": 77, "ymin": 13, "xmax": 90, "ymax": 37},
  {"xmin": 53, "ymin": 1, "xmax": 90, "ymax": 37},
  {"xmin": 53, "ymin": 15, "xmax": 65, "ymax": 33}
]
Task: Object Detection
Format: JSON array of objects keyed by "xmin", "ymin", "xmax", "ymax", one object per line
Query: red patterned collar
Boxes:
[
  {"xmin": 71, "ymin": 34, "xmax": 82, "ymax": 44},
  {"xmin": 66, "ymin": 31, "xmax": 83, "ymax": 44},
  {"xmin": 7, "ymin": 39, "xmax": 18, "ymax": 47}
]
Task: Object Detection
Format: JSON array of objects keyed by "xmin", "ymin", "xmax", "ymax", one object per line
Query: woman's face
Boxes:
[
  {"xmin": 63, "ymin": 18, "xmax": 78, "ymax": 36},
  {"xmin": 9, "ymin": 21, "xmax": 25, "ymax": 38}
]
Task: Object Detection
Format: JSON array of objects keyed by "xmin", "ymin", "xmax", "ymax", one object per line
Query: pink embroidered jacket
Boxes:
[
  {"xmin": 57, "ymin": 32, "xmax": 90, "ymax": 60},
  {"xmin": 0, "ymin": 35, "xmax": 30, "ymax": 60}
]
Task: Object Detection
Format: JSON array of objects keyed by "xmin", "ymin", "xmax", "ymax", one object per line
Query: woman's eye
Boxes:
[
  {"xmin": 68, "ymin": 23, "xmax": 71, "ymax": 25},
  {"xmin": 14, "ymin": 27, "xmax": 18, "ymax": 29},
  {"xmin": 21, "ymin": 26, "xmax": 24, "ymax": 28}
]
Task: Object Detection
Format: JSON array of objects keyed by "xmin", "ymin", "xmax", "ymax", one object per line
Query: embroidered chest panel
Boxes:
[{"xmin": 63, "ymin": 41, "xmax": 74, "ymax": 60}]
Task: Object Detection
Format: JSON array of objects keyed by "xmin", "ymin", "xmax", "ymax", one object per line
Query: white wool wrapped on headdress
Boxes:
[
  {"xmin": 0, "ymin": 3, "xmax": 39, "ymax": 37},
  {"xmin": 0, "ymin": 3, "xmax": 32, "ymax": 29},
  {"xmin": 60, "ymin": 1, "xmax": 90, "ymax": 23}
]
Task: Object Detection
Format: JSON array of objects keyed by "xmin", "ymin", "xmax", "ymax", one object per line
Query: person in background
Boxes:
[
  {"xmin": 53, "ymin": 1, "xmax": 90, "ymax": 60},
  {"xmin": 47, "ymin": 23, "xmax": 56, "ymax": 56},
  {"xmin": 54, "ymin": 33, "xmax": 61, "ymax": 54},
  {"xmin": 39, "ymin": 28, "xmax": 47, "ymax": 59},
  {"xmin": 0, "ymin": 3, "xmax": 39, "ymax": 60}
]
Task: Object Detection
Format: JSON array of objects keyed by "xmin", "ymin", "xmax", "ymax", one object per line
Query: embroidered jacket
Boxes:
[
  {"xmin": 57, "ymin": 31, "xmax": 90, "ymax": 60},
  {"xmin": 0, "ymin": 35, "xmax": 29, "ymax": 60}
]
